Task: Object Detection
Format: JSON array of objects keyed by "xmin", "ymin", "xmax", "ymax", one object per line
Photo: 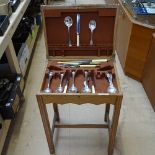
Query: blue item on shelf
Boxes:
[{"xmin": 134, "ymin": 6, "xmax": 148, "ymax": 15}]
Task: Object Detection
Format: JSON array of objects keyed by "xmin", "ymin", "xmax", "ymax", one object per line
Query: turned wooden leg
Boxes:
[
  {"xmin": 108, "ymin": 96, "xmax": 122, "ymax": 155},
  {"xmin": 37, "ymin": 95, "xmax": 55, "ymax": 155},
  {"xmin": 53, "ymin": 104, "xmax": 60, "ymax": 122},
  {"xmin": 104, "ymin": 104, "xmax": 110, "ymax": 122}
]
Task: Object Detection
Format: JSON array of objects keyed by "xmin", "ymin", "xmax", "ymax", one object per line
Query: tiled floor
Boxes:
[{"xmin": 4, "ymin": 1, "xmax": 155, "ymax": 155}]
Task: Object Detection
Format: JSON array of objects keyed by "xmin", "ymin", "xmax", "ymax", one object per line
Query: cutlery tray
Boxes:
[
  {"xmin": 41, "ymin": 61, "xmax": 118, "ymax": 94},
  {"xmin": 36, "ymin": 5, "xmax": 123, "ymax": 155},
  {"xmin": 40, "ymin": 5, "xmax": 120, "ymax": 94}
]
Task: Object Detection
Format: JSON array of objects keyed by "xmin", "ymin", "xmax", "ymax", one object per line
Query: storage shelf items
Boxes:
[
  {"xmin": 0, "ymin": 0, "xmax": 31, "ymax": 58},
  {"xmin": 17, "ymin": 24, "xmax": 39, "ymax": 76},
  {"xmin": 0, "ymin": 0, "xmax": 41, "ymax": 79},
  {"xmin": 0, "ymin": 0, "xmax": 41, "ymax": 154}
]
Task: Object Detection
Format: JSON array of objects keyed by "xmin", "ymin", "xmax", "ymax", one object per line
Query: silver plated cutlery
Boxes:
[
  {"xmin": 64, "ymin": 16, "xmax": 73, "ymax": 47},
  {"xmin": 76, "ymin": 13, "xmax": 80, "ymax": 46},
  {"xmin": 82, "ymin": 71, "xmax": 91, "ymax": 93},
  {"xmin": 44, "ymin": 71, "xmax": 53, "ymax": 93},
  {"xmin": 56, "ymin": 73, "xmax": 64, "ymax": 93},
  {"xmin": 89, "ymin": 20, "xmax": 96, "ymax": 45},
  {"xmin": 68, "ymin": 71, "xmax": 78, "ymax": 93},
  {"xmin": 105, "ymin": 72, "xmax": 117, "ymax": 93}
]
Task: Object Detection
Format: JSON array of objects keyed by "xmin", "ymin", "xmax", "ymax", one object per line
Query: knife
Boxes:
[
  {"xmin": 63, "ymin": 79, "xmax": 69, "ymax": 93},
  {"xmin": 58, "ymin": 60, "xmax": 91, "ymax": 65},
  {"xmin": 91, "ymin": 76, "xmax": 96, "ymax": 94},
  {"xmin": 58, "ymin": 58, "xmax": 110, "ymax": 65},
  {"xmin": 57, "ymin": 64, "xmax": 99, "ymax": 68},
  {"xmin": 77, "ymin": 14, "xmax": 80, "ymax": 46}
]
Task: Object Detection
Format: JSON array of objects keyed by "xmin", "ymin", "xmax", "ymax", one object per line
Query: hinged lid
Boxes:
[{"xmin": 42, "ymin": 5, "xmax": 117, "ymax": 59}]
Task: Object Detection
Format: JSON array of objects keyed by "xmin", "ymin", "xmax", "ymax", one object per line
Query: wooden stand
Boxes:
[
  {"xmin": 36, "ymin": 93, "xmax": 122, "ymax": 155},
  {"xmin": 36, "ymin": 5, "xmax": 123, "ymax": 155}
]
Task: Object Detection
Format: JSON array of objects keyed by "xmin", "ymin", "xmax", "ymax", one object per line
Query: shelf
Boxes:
[
  {"xmin": 0, "ymin": 0, "xmax": 34, "ymax": 154},
  {"xmin": 0, "ymin": 120, "xmax": 11, "ymax": 153},
  {"xmin": 0, "ymin": 0, "xmax": 31, "ymax": 58}
]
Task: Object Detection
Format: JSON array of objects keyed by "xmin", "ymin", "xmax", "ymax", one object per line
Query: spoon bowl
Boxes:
[
  {"xmin": 44, "ymin": 87, "xmax": 52, "ymax": 93},
  {"xmin": 89, "ymin": 20, "xmax": 96, "ymax": 31},
  {"xmin": 68, "ymin": 85, "xmax": 78, "ymax": 93},
  {"xmin": 107, "ymin": 85, "xmax": 117, "ymax": 94},
  {"xmin": 89, "ymin": 20, "xmax": 96, "ymax": 45},
  {"xmin": 64, "ymin": 16, "xmax": 73, "ymax": 27},
  {"xmin": 56, "ymin": 86, "xmax": 63, "ymax": 93}
]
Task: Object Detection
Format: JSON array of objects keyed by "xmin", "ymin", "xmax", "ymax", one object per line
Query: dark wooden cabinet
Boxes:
[
  {"xmin": 124, "ymin": 24, "xmax": 153, "ymax": 81},
  {"xmin": 142, "ymin": 34, "xmax": 155, "ymax": 111},
  {"xmin": 115, "ymin": 1, "xmax": 155, "ymax": 111},
  {"xmin": 115, "ymin": 2, "xmax": 154, "ymax": 81}
]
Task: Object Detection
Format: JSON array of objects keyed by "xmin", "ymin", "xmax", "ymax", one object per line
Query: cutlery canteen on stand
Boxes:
[{"xmin": 37, "ymin": 5, "xmax": 123, "ymax": 155}]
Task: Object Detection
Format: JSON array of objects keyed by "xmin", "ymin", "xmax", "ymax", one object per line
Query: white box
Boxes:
[{"xmin": 17, "ymin": 43, "xmax": 30, "ymax": 75}]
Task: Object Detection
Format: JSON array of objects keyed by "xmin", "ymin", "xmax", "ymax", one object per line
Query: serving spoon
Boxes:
[{"xmin": 64, "ymin": 16, "xmax": 73, "ymax": 47}]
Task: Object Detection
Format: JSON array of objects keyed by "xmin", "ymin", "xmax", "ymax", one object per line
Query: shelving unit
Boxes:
[
  {"xmin": 0, "ymin": 0, "xmax": 31, "ymax": 73},
  {"xmin": 0, "ymin": 0, "xmax": 41, "ymax": 154}
]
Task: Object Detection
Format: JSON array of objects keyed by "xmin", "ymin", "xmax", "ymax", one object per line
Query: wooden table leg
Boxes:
[
  {"xmin": 37, "ymin": 95, "xmax": 55, "ymax": 155},
  {"xmin": 108, "ymin": 96, "xmax": 122, "ymax": 155},
  {"xmin": 53, "ymin": 104, "xmax": 60, "ymax": 122},
  {"xmin": 104, "ymin": 104, "xmax": 110, "ymax": 122}
]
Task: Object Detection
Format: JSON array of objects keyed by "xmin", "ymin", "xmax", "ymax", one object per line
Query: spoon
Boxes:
[
  {"xmin": 91, "ymin": 74, "xmax": 96, "ymax": 94},
  {"xmin": 44, "ymin": 71, "xmax": 53, "ymax": 93},
  {"xmin": 56, "ymin": 73, "xmax": 64, "ymax": 93},
  {"xmin": 105, "ymin": 72, "xmax": 117, "ymax": 93},
  {"xmin": 64, "ymin": 16, "xmax": 73, "ymax": 47},
  {"xmin": 89, "ymin": 20, "xmax": 96, "ymax": 45},
  {"xmin": 82, "ymin": 71, "xmax": 91, "ymax": 93},
  {"xmin": 68, "ymin": 71, "xmax": 77, "ymax": 93}
]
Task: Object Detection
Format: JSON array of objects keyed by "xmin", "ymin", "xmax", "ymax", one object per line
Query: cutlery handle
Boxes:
[
  {"xmin": 77, "ymin": 14, "xmax": 80, "ymax": 46},
  {"xmin": 72, "ymin": 71, "xmax": 76, "ymax": 87},
  {"xmin": 92, "ymin": 59, "xmax": 108, "ymax": 63},
  {"xmin": 68, "ymin": 27, "xmax": 72, "ymax": 47},
  {"xmin": 90, "ymin": 31, "xmax": 93, "ymax": 45},
  {"xmin": 77, "ymin": 34, "xmax": 80, "ymax": 46},
  {"xmin": 47, "ymin": 75, "xmax": 52, "ymax": 88},
  {"xmin": 63, "ymin": 84, "xmax": 68, "ymax": 93},
  {"xmin": 92, "ymin": 85, "xmax": 95, "ymax": 93}
]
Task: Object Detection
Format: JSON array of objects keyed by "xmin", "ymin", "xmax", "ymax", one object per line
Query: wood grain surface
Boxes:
[{"xmin": 142, "ymin": 34, "xmax": 155, "ymax": 111}]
